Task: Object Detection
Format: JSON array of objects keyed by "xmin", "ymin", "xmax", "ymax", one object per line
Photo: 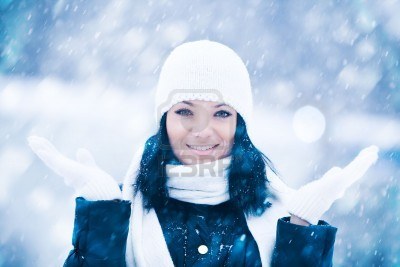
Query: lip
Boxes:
[{"xmin": 186, "ymin": 144, "xmax": 219, "ymax": 156}]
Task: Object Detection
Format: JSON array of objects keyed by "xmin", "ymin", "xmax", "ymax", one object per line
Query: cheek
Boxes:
[
  {"xmin": 166, "ymin": 113, "xmax": 187, "ymax": 146},
  {"xmin": 218, "ymin": 118, "xmax": 237, "ymax": 147}
]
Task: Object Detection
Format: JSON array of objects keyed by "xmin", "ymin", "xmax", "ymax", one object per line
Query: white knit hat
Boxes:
[{"xmin": 155, "ymin": 40, "xmax": 253, "ymax": 131}]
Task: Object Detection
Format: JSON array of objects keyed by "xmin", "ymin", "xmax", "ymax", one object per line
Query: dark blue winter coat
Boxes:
[{"xmin": 63, "ymin": 197, "xmax": 337, "ymax": 267}]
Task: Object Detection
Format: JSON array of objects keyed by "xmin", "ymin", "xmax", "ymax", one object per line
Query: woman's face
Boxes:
[{"xmin": 166, "ymin": 100, "xmax": 237, "ymax": 165}]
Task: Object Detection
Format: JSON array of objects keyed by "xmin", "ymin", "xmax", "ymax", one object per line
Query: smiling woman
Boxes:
[
  {"xmin": 167, "ymin": 100, "xmax": 237, "ymax": 164},
  {"xmin": 28, "ymin": 40, "xmax": 378, "ymax": 267}
]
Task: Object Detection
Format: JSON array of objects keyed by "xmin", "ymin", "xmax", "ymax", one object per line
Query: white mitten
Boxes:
[
  {"xmin": 286, "ymin": 145, "xmax": 379, "ymax": 225},
  {"xmin": 28, "ymin": 136, "xmax": 122, "ymax": 201}
]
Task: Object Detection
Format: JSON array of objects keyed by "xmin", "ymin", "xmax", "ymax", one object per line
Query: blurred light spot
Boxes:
[
  {"xmin": 122, "ymin": 28, "xmax": 147, "ymax": 53},
  {"xmin": 303, "ymin": 8, "xmax": 325, "ymax": 34},
  {"xmin": 0, "ymin": 146, "xmax": 33, "ymax": 206},
  {"xmin": 53, "ymin": 0, "xmax": 66, "ymax": 17},
  {"xmin": 270, "ymin": 81, "xmax": 295, "ymax": 107},
  {"xmin": 51, "ymin": 219, "xmax": 73, "ymax": 245},
  {"xmin": 332, "ymin": 22, "xmax": 359, "ymax": 45},
  {"xmin": 296, "ymin": 69, "xmax": 319, "ymax": 90},
  {"xmin": 385, "ymin": 14, "xmax": 400, "ymax": 39},
  {"xmin": 27, "ymin": 187, "xmax": 54, "ymax": 212},
  {"xmin": 337, "ymin": 65, "xmax": 381, "ymax": 95},
  {"xmin": 334, "ymin": 187, "xmax": 360, "ymax": 213},
  {"xmin": 138, "ymin": 47, "xmax": 161, "ymax": 73},
  {"xmin": 356, "ymin": 40, "xmax": 376, "ymax": 61},
  {"xmin": 292, "ymin": 106, "xmax": 326, "ymax": 143},
  {"xmin": 332, "ymin": 114, "xmax": 400, "ymax": 149},
  {"xmin": 0, "ymin": 84, "xmax": 22, "ymax": 112},
  {"xmin": 162, "ymin": 21, "xmax": 189, "ymax": 46},
  {"xmin": 355, "ymin": 11, "xmax": 377, "ymax": 33}
]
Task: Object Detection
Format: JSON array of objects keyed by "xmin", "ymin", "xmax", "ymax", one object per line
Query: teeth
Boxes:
[{"xmin": 188, "ymin": 145, "xmax": 216, "ymax": 151}]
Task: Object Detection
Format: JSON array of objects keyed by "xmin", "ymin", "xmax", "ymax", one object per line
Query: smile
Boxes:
[{"xmin": 187, "ymin": 144, "xmax": 219, "ymax": 151}]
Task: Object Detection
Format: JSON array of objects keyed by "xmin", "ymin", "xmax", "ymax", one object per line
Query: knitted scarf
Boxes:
[
  {"xmin": 122, "ymin": 149, "xmax": 289, "ymax": 267},
  {"xmin": 166, "ymin": 156, "xmax": 231, "ymax": 205}
]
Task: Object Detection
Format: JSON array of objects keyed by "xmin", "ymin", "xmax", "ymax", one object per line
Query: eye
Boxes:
[
  {"xmin": 214, "ymin": 110, "xmax": 232, "ymax": 118},
  {"xmin": 175, "ymin": 108, "xmax": 193, "ymax": 117}
]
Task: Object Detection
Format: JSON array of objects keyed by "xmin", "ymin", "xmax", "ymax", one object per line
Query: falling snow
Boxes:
[{"xmin": 0, "ymin": 0, "xmax": 399, "ymax": 266}]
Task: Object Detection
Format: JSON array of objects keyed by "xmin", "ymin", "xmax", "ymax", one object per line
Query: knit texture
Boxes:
[
  {"xmin": 286, "ymin": 146, "xmax": 379, "ymax": 225},
  {"xmin": 166, "ymin": 156, "xmax": 231, "ymax": 205},
  {"xmin": 155, "ymin": 40, "xmax": 253, "ymax": 132}
]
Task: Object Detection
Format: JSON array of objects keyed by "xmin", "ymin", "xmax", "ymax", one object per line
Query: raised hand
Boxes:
[
  {"xmin": 28, "ymin": 136, "xmax": 122, "ymax": 201},
  {"xmin": 286, "ymin": 145, "xmax": 379, "ymax": 225}
]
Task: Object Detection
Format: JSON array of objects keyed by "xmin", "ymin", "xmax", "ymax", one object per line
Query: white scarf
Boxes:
[
  {"xmin": 122, "ymin": 147, "xmax": 290, "ymax": 267},
  {"xmin": 166, "ymin": 156, "xmax": 231, "ymax": 205}
]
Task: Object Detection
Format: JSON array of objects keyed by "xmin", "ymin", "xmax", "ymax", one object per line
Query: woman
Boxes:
[{"xmin": 28, "ymin": 40, "xmax": 378, "ymax": 266}]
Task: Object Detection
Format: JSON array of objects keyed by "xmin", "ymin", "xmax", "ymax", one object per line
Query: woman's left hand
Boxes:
[{"xmin": 286, "ymin": 145, "xmax": 379, "ymax": 225}]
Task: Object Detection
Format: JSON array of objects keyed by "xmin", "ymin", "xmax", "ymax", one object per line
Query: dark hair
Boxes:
[{"xmin": 134, "ymin": 112, "xmax": 276, "ymax": 216}]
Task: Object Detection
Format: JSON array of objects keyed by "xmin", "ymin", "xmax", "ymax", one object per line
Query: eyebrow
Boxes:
[{"xmin": 182, "ymin": 101, "xmax": 228, "ymax": 108}]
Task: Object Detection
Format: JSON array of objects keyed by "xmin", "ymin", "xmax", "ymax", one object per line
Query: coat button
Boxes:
[{"xmin": 198, "ymin": 245, "xmax": 208, "ymax": 254}]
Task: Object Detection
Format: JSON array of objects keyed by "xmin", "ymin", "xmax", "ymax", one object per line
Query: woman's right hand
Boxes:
[{"xmin": 28, "ymin": 136, "xmax": 122, "ymax": 201}]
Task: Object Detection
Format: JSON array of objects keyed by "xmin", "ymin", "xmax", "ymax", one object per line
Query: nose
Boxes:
[{"xmin": 190, "ymin": 116, "xmax": 214, "ymax": 138}]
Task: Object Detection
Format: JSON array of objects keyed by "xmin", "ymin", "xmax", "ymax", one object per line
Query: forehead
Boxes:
[{"xmin": 174, "ymin": 100, "xmax": 234, "ymax": 109}]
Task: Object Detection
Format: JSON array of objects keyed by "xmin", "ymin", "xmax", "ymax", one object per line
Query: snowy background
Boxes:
[{"xmin": 0, "ymin": 0, "xmax": 399, "ymax": 266}]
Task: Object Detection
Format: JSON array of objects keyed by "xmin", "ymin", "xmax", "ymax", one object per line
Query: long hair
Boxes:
[{"xmin": 134, "ymin": 112, "xmax": 276, "ymax": 216}]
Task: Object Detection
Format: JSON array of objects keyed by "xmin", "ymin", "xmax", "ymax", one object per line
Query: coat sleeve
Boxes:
[
  {"xmin": 63, "ymin": 197, "xmax": 131, "ymax": 267},
  {"xmin": 271, "ymin": 217, "xmax": 337, "ymax": 267}
]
